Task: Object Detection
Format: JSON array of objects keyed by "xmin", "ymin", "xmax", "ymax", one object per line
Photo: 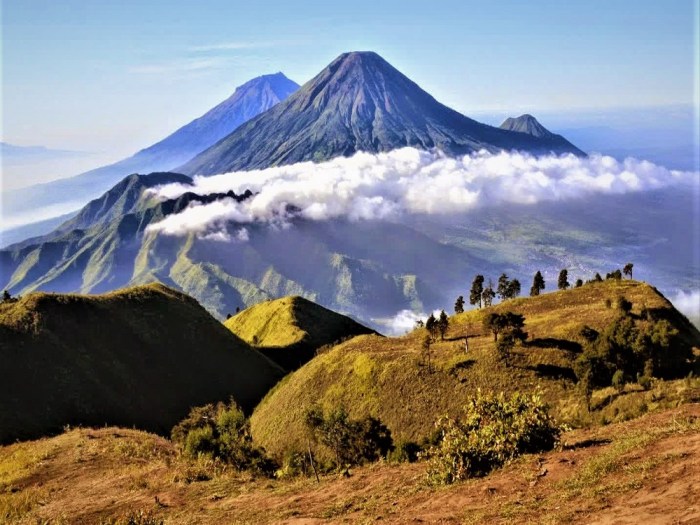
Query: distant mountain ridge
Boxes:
[
  {"xmin": 3, "ymin": 73, "xmax": 300, "ymax": 238},
  {"xmin": 179, "ymin": 51, "xmax": 584, "ymax": 175}
]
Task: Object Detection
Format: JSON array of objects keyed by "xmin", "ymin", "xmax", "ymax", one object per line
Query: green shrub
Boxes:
[
  {"xmin": 425, "ymin": 390, "xmax": 561, "ymax": 485},
  {"xmin": 304, "ymin": 405, "xmax": 393, "ymax": 469},
  {"xmin": 612, "ymin": 369, "xmax": 625, "ymax": 393},
  {"xmin": 172, "ymin": 400, "xmax": 276, "ymax": 475},
  {"xmin": 388, "ymin": 440, "xmax": 422, "ymax": 463}
]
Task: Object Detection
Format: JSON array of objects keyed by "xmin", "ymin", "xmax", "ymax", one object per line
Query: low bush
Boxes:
[
  {"xmin": 425, "ymin": 390, "xmax": 561, "ymax": 484},
  {"xmin": 171, "ymin": 400, "xmax": 275, "ymax": 476},
  {"xmin": 304, "ymin": 406, "xmax": 393, "ymax": 469}
]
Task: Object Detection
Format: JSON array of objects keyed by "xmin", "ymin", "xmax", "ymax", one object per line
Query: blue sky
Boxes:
[{"xmin": 2, "ymin": 0, "xmax": 698, "ymax": 156}]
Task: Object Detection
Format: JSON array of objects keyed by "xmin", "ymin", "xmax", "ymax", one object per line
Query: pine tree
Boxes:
[
  {"xmin": 438, "ymin": 310, "xmax": 449, "ymax": 340},
  {"xmin": 557, "ymin": 269, "xmax": 570, "ymax": 290},
  {"xmin": 425, "ymin": 313, "xmax": 438, "ymax": 341},
  {"xmin": 469, "ymin": 275, "xmax": 485, "ymax": 308},
  {"xmin": 530, "ymin": 271, "xmax": 545, "ymax": 297},
  {"xmin": 454, "ymin": 295, "xmax": 465, "ymax": 314},
  {"xmin": 497, "ymin": 273, "xmax": 509, "ymax": 300},
  {"xmin": 482, "ymin": 280, "xmax": 496, "ymax": 307}
]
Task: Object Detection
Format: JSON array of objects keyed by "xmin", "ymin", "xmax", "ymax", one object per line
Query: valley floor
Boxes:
[{"xmin": 1, "ymin": 404, "xmax": 699, "ymax": 524}]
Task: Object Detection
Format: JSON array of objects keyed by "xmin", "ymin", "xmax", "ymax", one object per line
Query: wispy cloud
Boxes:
[
  {"xmin": 144, "ymin": 148, "xmax": 697, "ymax": 239},
  {"xmin": 188, "ymin": 41, "xmax": 278, "ymax": 52},
  {"xmin": 128, "ymin": 57, "xmax": 230, "ymax": 75}
]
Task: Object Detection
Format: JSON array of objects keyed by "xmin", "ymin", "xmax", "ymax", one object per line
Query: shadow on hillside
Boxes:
[
  {"xmin": 449, "ymin": 359, "xmax": 476, "ymax": 374},
  {"xmin": 563, "ymin": 437, "xmax": 612, "ymax": 450},
  {"xmin": 526, "ymin": 363, "xmax": 577, "ymax": 381},
  {"xmin": 525, "ymin": 338, "xmax": 582, "ymax": 353}
]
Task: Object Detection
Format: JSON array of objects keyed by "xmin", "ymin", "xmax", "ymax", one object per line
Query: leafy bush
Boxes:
[
  {"xmin": 425, "ymin": 390, "xmax": 561, "ymax": 484},
  {"xmin": 387, "ymin": 440, "xmax": 422, "ymax": 463},
  {"xmin": 171, "ymin": 400, "xmax": 275, "ymax": 475},
  {"xmin": 304, "ymin": 405, "xmax": 393, "ymax": 468}
]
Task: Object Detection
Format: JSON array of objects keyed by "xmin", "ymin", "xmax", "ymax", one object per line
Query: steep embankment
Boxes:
[
  {"xmin": 0, "ymin": 284, "xmax": 284, "ymax": 444},
  {"xmin": 250, "ymin": 280, "xmax": 700, "ymax": 458},
  {"xmin": 224, "ymin": 295, "xmax": 376, "ymax": 370}
]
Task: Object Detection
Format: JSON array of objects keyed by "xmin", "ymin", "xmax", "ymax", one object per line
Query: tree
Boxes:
[
  {"xmin": 557, "ymin": 269, "xmax": 569, "ymax": 290},
  {"xmin": 497, "ymin": 274, "xmax": 509, "ymax": 300},
  {"xmin": 454, "ymin": 296, "xmax": 465, "ymax": 314},
  {"xmin": 606, "ymin": 269, "xmax": 622, "ymax": 280},
  {"xmin": 425, "ymin": 313, "xmax": 438, "ymax": 341},
  {"xmin": 482, "ymin": 280, "xmax": 496, "ymax": 307},
  {"xmin": 2, "ymin": 290, "xmax": 11, "ymax": 303},
  {"xmin": 530, "ymin": 271, "xmax": 545, "ymax": 297},
  {"xmin": 507, "ymin": 279, "xmax": 521, "ymax": 299},
  {"xmin": 623, "ymin": 263, "xmax": 634, "ymax": 279},
  {"xmin": 483, "ymin": 312, "xmax": 506, "ymax": 342},
  {"xmin": 469, "ymin": 275, "xmax": 485, "ymax": 308},
  {"xmin": 414, "ymin": 319, "xmax": 425, "ymax": 329},
  {"xmin": 575, "ymin": 278, "xmax": 583, "ymax": 288},
  {"xmin": 594, "ymin": 273, "xmax": 603, "ymax": 282},
  {"xmin": 438, "ymin": 310, "xmax": 449, "ymax": 340},
  {"xmin": 226, "ymin": 313, "xmax": 232, "ymax": 320}
]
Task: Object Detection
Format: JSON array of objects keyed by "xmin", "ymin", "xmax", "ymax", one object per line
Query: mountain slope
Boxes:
[
  {"xmin": 0, "ymin": 283, "xmax": 284, "ymax": 444},
  {"xmin": 179, "ymin": 51, "xmax": 584, "ymax": 176},
  {"xmin": 3, "ymin": 73, "xmax": 299, "ymax": 237},
  {"xmin": 250, "ymin": 280, "xmax": 700, "ymax": 458},
  {"xmin": 0, "ymin": 172, "xmax": 471, "ymax": 328},
  {"xmin": 224, "ymin": 295, "xmax": 376, "ymax": 370},
  {"xmin": 500, "ymin": 113, "xmax": 582, "ymax": 151}
]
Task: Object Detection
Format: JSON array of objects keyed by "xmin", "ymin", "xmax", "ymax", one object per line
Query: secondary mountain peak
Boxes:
[
  {"xmin": 500, "ymin": 114, "xmax": 553, "ymax": 138},
  {"xmin": 179, "ymin": 51, "xmax": 584, "ymax": 175}
]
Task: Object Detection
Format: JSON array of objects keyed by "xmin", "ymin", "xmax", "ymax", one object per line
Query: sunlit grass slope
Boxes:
[
  {"xmin": 224, "ymin": 295, "xmax": 376, "ymax": 370},
  {"xmin": 250, "ymin": 280, "xmax": 700, "ymax": 458}
]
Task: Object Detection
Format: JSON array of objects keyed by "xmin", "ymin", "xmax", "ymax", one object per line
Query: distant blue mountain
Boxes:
[{"xmin": 4, "ymin": 73, "xmax": 300, "ymax": 237}]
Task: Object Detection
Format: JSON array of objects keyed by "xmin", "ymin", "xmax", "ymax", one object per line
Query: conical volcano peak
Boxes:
[{"xmin": 499, "ymin": 114, "xmax": 553, "ymax": 138}]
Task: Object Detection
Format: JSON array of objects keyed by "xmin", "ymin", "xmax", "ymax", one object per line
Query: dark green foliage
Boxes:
[
  {"xmin": 304, "ymin": 406, "xmax": 393, "ymax": 468},
  {"xmin": 594, "ymin": 273, "xmax": 603, "ymax": 282},
  {"xmin": 579, "ymin": 325, "xmax": 599, "ymax": 343},
  {"xmin": 425, "ymin": 391, "xmax": 560, "ymax": 484},
  {"xmin": 438, "ymin": 310, "xmax": 449, "ymax": 340},
  {"xmin": 483, "ymin": 312, "xmax": 507, "ymax": 342},
  {"xmin": 454, "ymin": 295, "xmax": 465, "ymax": 314},
  {"xmin": 420, "ymin": 333, "xmax": 433, "ymax": 371},
  {"xmin": 557, "ymin": 269, "xmax": 570, "ymax": 290},
  {"xmin": 425, "ymin": 313, "xmax": 438, "ymax": 341},
  {"xmin": 530, "ymin": 271, "xmax": 545, "ymax": 297},
  {"xmin": 606, "ymin": 269, "xmax": 623, "ymax": 280},
  {"xmin": 2, "ymin": 290, "xmax": 11, "ymax": 303},
  {"xmin": 470, "ymin": 275, "xmax": 485, "ymax": 308},
  {"xmin": 497, "ymin": 274, "xmax": 521, "ymax": 300},
  {"xmin": 483, "ymin": 312, "xmax": 527, "ymax": 365},
  {"xmin": 482, "ymin": 281, "xmax": 496, "ymax": 307},
  {"xmin": 574, "ymin": 310, "xmax": 693, "ymax": 394},
  {"xmin": 623, "ymin": 263, "xmax": 634, "ymax": 279},
  {"xmin": 617, "ymin": 296, "xmax": 633, "ymax": 314},
  {"xmin": 171, "ymin": 400, "xmax": 275, "ymax": 475},
  {"xmin": 388, "ymin": 440, "xmax": 422, "ymax": 463},
  {"xmin": 575, "ymin": 279, "xmax": 583, "ymax": 288}
]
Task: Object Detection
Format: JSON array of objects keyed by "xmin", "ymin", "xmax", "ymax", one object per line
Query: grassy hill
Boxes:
[
  {"xmin": 0, "ymin": 284, "xmax": 284, "ymax": 444},
  {"xmin": 224, "ymin": 295, "xmax": 376, "ymax": 370},
  {"xmin": 250, "ymin": 280, "xmax": 700, "ymax": 458}
]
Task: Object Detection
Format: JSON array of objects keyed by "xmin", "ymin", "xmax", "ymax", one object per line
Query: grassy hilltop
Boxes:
[
  {"xmin": 251, "ymin": 279, "xmax": 700, "ymax": 458},
  {"xmin": 224, "ymin": 295, "xmax": 376, "ymax": 370},
  {"xmin": 0, "ymin": 283, "xmax": 284, "ymax": 444}
]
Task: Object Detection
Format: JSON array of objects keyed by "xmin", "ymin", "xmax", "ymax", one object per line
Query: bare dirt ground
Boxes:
[{"xmin": 1, "ymin": 404, "xmax": 699, "ymax": 524}]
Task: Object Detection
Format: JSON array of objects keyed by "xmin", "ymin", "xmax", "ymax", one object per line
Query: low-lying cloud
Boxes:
[
  {"xmin": 670, "ymin": 289, "xmax": 700, "ymax": 328},
  {"xmin": 145, "ymin": 148, "xmax": 696, "ymax": 239}
]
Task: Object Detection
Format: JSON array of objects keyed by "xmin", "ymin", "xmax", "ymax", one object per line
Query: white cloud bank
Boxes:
[
  {"xmin": 670, "ymin": 290, "xmax": 700, "ymax": 328},
  {"xmin": 145, "ymin": 148, "xmax": 696, "ymax": 239}
]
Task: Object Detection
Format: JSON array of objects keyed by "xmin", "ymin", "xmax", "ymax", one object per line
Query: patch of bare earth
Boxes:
[{"xmin": 1, "ymin": 405, "xmax": 698, "ymax": 524}]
